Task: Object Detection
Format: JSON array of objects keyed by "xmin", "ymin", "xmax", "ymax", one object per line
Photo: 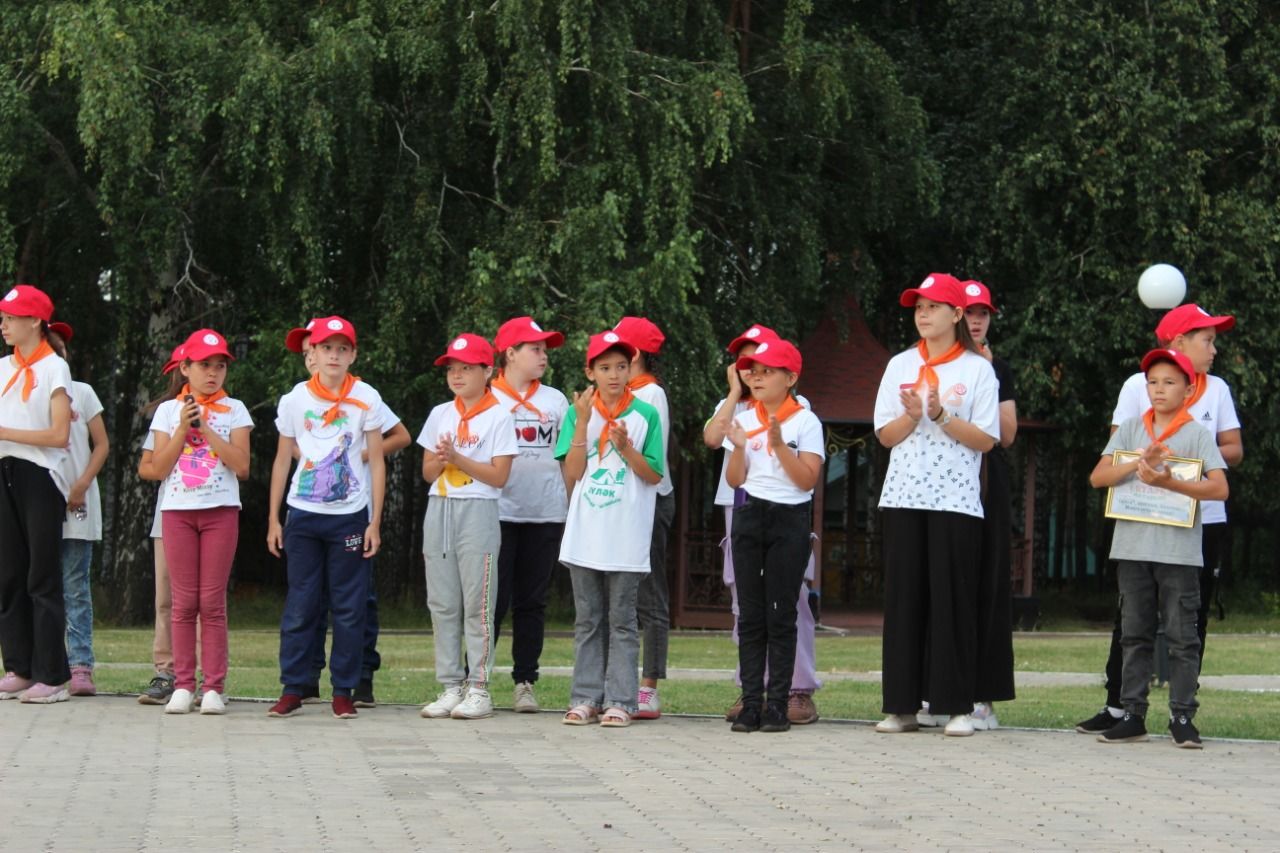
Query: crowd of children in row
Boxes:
[{"xmin": 0, "ymin": 278, "xmax": 1237, "ymax": 746}]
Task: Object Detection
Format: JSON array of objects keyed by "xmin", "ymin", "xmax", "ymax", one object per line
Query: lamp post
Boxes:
[{"xmin": 1137, "ymin": 263, "xmax": 1186, "ymax": 310}]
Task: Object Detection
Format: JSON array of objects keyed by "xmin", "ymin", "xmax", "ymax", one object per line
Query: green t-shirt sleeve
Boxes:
[
  {"xmin": 554, "ymin": 408, "xmax": 578, "ymax": 460},
  {"xmin": 639, "ymin": 406, "xmax": 665, "ymax": 477}
]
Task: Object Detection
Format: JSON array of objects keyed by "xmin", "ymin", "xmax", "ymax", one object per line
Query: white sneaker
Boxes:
[
  {"xmin": 944, "ymin": 714, "xmax": 975, "ymax": 737},
  {"xmin": 451, "ymin": 688, "xmax": 494, "ymax": 720},
  {"xmin": 513, "ymin": 682, "xmax": 539, "ymax": 713},
  {"xmin": 970, "ymin": 702, "xmax": 998, "ymax": 731},
  {"xmin": 420, "ymin": 686, "xmax": 465, "ymax": 719},
  {"xmin": 875, "ymin": 714, "xmax": 920, "ymax": 734},
  {"xmin": 199, "ymin": 691, "xmax": 226, "ymax": 715},
  {"xmin": 164, "ymin": 688, "xmax": 194, "ymax": 714},
  {"xmin": 916, "ymin": 701, "xmax": 947, "ymax": 727}
]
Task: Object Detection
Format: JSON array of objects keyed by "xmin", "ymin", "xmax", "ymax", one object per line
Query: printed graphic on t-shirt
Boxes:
[
  {"xmin": 177, "ymin": 429, "xmax": 220, "ymax": 488},
  {"xmin": 437, "ymin": 462, "xmax": 473, "ymax": 495},
  {"xmin": 941, "ymin": 382, "xmax": 968, "ymax": 409},
  {"xmin": 296, "ymin": 412, "xmax": 360, "ymax": 503}
]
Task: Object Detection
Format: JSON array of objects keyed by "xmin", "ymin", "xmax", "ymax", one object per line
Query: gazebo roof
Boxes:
[{"xmin": 797, "ymin": 295, "xmax": 893, "ymax": 425}]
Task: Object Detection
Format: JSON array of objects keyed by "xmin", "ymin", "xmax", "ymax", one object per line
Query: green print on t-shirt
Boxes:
[{"xmin": 585, "ymin": 465, "xmax": 626, "ymax": 509}]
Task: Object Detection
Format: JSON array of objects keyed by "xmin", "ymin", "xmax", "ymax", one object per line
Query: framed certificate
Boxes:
[{"xmin": 1104, "ymin": 451, "xmax": 1204, "ymax": 528}]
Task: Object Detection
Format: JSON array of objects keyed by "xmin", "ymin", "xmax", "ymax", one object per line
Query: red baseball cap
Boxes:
[
  {"xmin": 961, "ymin": 280, "xmax": 997, "ymax": 312},
  {"xmin": 1154, "ymin": 303, "xmax": 1235, "ymax": 343},
  {"xmin": 494, "ymin": 316, "xmax": 564, "ymax": 352},
  {"xmin": 434, "ymin": 333, "xmax": 495, "ymax": 367},
  {"xmin": 1, "ymin": 284, "xmax": 54, "ymax": 322},
  {"xmin": 900, "ymin": 273, "xmax": 966, "ymax": 308},
  {"xmin": 1140, "ymin": 348, "xmax": 1196, "ymax": 383},
  {"xmin": 585, "ymin": 330, "xmax": 637, "ymax": 366},
  {"xmin": 287, "ymin": 316, "xmax": 357, "ymax": 352},
  {"xmin": 613, "ymin": 316, "xmax": 665, "ymax": 354},
  {"xmin": 182, "ymin": 329, "xmax": 234, "ymax": 362},
  {"xmin": 727, "ymin": 324, "xmax": 781, "ymax": 354},
  {"xmin": 49, "ymin": 321, "xmax": 74, "ymax": 344},
  {"xmin": 162, "ymin": 343, "xmax": 186, "ymax": 374},
  {"xmin": 734, "ymin": 338, "xmax": 803, "ymax": 375}
]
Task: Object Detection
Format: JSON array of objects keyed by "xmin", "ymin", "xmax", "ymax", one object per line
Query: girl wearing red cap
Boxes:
[
  {"xmin": 558, "ymin": 331, "xmax": 664, "ymax": 727},
  {"xmin": 490, "ymin": 317, "xmax": 569, "ymax": 714},
  {"xmin": 723, "ymin": 338, "xmax": 825, "ymax": 732},
  {"xmin": 0, "ymin": 285, "xmax": 74, "ymax": 704},
  {"xmin": 872, "ymin": 273, "xmax": 1000, "ymax": 737},
  {"xmin": 418, "ymin": 333, "xmax": 517, "ymax": 721},
  {"xmin": 148, "ymin": 329, "xmax": 253, "ymax": 714}
]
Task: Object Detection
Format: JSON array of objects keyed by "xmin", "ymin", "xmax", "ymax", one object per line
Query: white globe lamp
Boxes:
[{"xmin": 1137, "ymin": 263, "xmax": 1186, "ymax": 310}]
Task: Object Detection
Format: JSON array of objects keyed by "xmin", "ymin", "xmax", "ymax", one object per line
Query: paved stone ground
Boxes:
[{"xmin": 3, "ymin": 697, "xmax": 1278, "ymax": 852}]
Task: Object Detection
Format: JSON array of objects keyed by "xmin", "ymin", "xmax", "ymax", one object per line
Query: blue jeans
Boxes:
[{"xmin": 61, "ymin": 539, "xmax": 95, "ymax": 668}]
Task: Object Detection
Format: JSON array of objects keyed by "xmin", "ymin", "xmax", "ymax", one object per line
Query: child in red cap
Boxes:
[
  {"xmin": 418, "ymin": 333, "xmax": 517, "ymax": 721},
  {"xmin": 613, "ymin": 316, "xmax": 673, "ymax": 719},
  {"xmin": 267, "ymin": 316, "xmax": 387, "ymax": 720},
  {"xmin": 490, "ymin": 316, "xmax": 569, "ymax": 713},
  {"xmin": 0, "ymin": 285, "xmax": 75, "ymax": 704},
  {"xmin": 558, "ymin": 331, "xmax": 665, "ymax": 727},
  {"xmin": 148, "ymin": 329, "xmax": 253, "ymax": 714},
  {"xmin": 723, "ymin": 338, "xmax": 825, "ymax": 732},
  {"xmin": 1089, "ymin": 349, "xmax": 1228, "ymax": 748}
]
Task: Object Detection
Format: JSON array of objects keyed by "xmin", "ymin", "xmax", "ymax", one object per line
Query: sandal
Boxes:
[
  {"xmin": 600, "ymin": 707, "xmax": 632, "ymax": 728},
  {"xmin": 562, "ymin": 704, "xmax": 599, "ymax": 726}
]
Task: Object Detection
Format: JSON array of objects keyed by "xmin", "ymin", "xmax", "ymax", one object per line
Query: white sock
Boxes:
[{"xmin": 1106, "ymin": 706, "xmax": 1125, "ymax": 718}]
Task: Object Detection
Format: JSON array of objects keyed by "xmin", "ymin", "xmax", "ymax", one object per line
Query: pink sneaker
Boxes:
[
  {"xmin": 69, "ymin": 666, "xmax": 96, "ymax": 697},
  {"xmin": 0, "ymin": 671, "xmax": 34, "ymax": 699},
  {"xmin": 634, "ymin": 686, "xmax": 661, "ymax": 720},
  {"xmin": 19, "ymin": 682, "xmax": 69, "ymax": 704}
]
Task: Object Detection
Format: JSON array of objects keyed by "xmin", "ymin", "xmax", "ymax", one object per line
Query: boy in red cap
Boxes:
[
  {"xmin": 418, "ymin": 333, "xmax": 517, "ymax": 721},
  {"xmin": 723, "ymin": 338, "xmax": 825, "ymax": 732},
  {"xmin": 0, "ymin": 286, "xmax": 74, "ymax": 704},
  {"xmin": 613, "ymin": 316, "xmax": 673, "ymax": 719},
  {"xmin": 267, "ymin": 316, "xmax": 386, "ymax": 719},
  {"xmin": 558, "ymin": 331, "xmax": 665, "ymax": 727},
  {"xmin": 1077, "ymin": 303, "xmax": 1241, "ymax": 735},
  {"xmin": 490, "ymin": 316, "xmax": 569, "ymax": 713},
  {"xmin": 1089, "ymin": 349, "xmax": 1228, "ymax": 748}
]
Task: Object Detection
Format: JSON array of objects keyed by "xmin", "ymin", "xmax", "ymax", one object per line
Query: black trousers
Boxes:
[
  {"xmin": 881, "ymin": 508, "xmax": 982, "ymax": 716},
  {"xmin": 0, "ymin": 457, "xmax": 69, "ymax": 685},
  {"xmin": 1104, "ymin": 523, "xmax": 1224, "ymax": 707},
  {"xmin": 494, "ymin": 521, "xmax": 564, "ymax": 684},
  {"xmin": 974, "ymin": 451, "xmax": 1016, "ymax": 702},
  {"xmin": 732, "ymin": 495, "xmax": 811, "ymax": 708}
]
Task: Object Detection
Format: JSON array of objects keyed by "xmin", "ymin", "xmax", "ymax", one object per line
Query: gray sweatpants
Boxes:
[
  {"xmin": 567, "ymin": 564, "xmax": 642, "ymax": 713},
  {"xmin": 424, "ymin": 497, "xmax": 500, "ymax": 688}
]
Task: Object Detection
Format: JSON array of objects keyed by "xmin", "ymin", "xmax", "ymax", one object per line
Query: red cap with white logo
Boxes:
[
  {"xmin": 734, "ymin": 338, "xmax": 803, "ymax": 375},
  {"xmin": 727, "ymin": 324, "xmax": 781, "ymax": 354},
  {"xmin": 1, "ymin": 284, "xmax": 54, "ymax": 322},
  {"xmin": 286, "ymin": 316, "xmax": 357, "ymax": 352},
  {"xmin": 1154, "ymin": 303, "xmax": 1235, "ymax": 343},
  {"xmin": 434, "ymin": 333, "xmax": 495, "ymax": 367},
  {"xmin": 1140, "ymin": 348, "xmax": 1197, "ymax": 383},
  {"xmin": 613, "ymin": 316, "xmax": 665, "ymax": 354},
  {"xmin": 585, "ymin": 330, "xmax": 637, "ymax": 366},
  {"xmin": 49, "ymin": 321, "xmax": 74, "ymax": 344},
  {"xmin": 899, "ymin": 273, "xmax": 966, "ymax": 308},
  {"xmin": 182, "ymin": 329, "xmax": 234, "ymax": 362},
  {"xmin": 494, "ymin": 316, "xmax": 564, "ymax": 352},
  {"xmin": 961, "ymin": 280, "xmax": 996, "ymax": 312}
]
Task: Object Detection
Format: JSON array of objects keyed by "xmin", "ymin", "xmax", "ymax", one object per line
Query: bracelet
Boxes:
[
  {"xmin": 931, "ymin": 408, "xmax": 944, "ymax": 423},
  {"xmin": 570, "ymin": 439, "xmax": 587, "ymax": 447}
]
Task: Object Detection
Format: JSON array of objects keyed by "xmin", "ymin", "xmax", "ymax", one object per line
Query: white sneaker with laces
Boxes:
[
  {"xmin": 916, "ymin": 701, "xmax": 947, "ymax": 727},
  {"xmin": 513, "ymin": 682, "xmax": 539, "ymax": 713},
  {"xmin": 199, "ymin": 691, "xmax": 227, "ymax": 715},
  {"xmin": 944, "ymin": 714, "xmax": 975, "ymax": 737},
  {"xmin": 970, "ymin": 702, "xmax": 998, "ymax": 730},
  {"xmin": 451, "ymin": 688, "xmax": 494, "ymax": 720},
  {"xmin": 421, "ymin": 686, "xmax": 465, "ymax": 719},
  {"xmin": 165, "ymin": 688, "xmax": 194, "ymax": 714},
  {"xmin": 875, "ymin": 714, "xmax": 920, "ymax": 734}
]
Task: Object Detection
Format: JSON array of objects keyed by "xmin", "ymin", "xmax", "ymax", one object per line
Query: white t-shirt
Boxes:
[
  {"xmin": 416, "ymin": 397, "xmax": 518, "ymax": 500},
  {"xmin": 722, "ymin": 406, "xmax": 825, "ymax": 505},
  {"xmin": 490, "ymin": 382, "xmax": 569, "ymax": 522},
  {"xmin": 631, "ymin": 381, "xmax": 674, "ymax": 497},
  {"xmin": 141, "ymin": 431, "xmax": 163, "ymax": 536},
  {"xmin": 376, "ymin": 401, "xmax": 402, "ymax": 433},
  {"xmin": 149, "ymin": 396, "xmax": 254, "ymax": 510},
  {"xmin": 60, "ymin": 382, "xmax": 105, "ymax": 540},
  {"xmin": 1111, "ymin": 371, "xmax": 1239, "ymax": 525},
  {"xmin": 0, "ymin": 351, "xmax": 73, "ymax": 498},
  {"xmin": 712, "ymin": 394, "xmax": 812, "ymax": 506},
  {"xmin": 275, "ymin": 379, "xmax": 386, "ymax": 515},
  {"xmin": 555, "ymin": 398, "xmax": 665, "ymax": 572},
  {"xmin": 874, "ymin": 348, "xmax": 1000, "ymax": 519}
]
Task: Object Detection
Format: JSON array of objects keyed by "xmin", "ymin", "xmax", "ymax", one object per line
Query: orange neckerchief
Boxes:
[
  {"xmin": 1184, "ymin": 373, "xmax": 1208, "ymax": 412},
  {"xmin": 913, "ymin": 339, "xmax": 966, "ymax": 390},
  {"xmin": 627, "ymin": 373, "xmax": 659, "ymax": 391},
  {"xmin": 1143, "ymin": 407, "xmax": 1194, "ymax": 445},
  {"xmin": 491, "ymin": 372, "xmax": 543, "ymax": 420},
  {"xmin": 592, "ymin": 389, "xmax": 635, "ymax": 459},
  {"xmin": 3, "ymin": 339, "xmax": 55, "ymax": 402},
  {"xmin": 178, "ymin": 384, "xmax": 232, "ymax": 421},
  {"xmin": 745, "ymin": 396, "xmax": 804, "ymax": 455},
  {"xmin": 454, "ymin": 390, "xmax": 500, "ymax": 442},
  {"xmin": 306, "ymin": 373, "xmax": 369, "ymax": 425}
]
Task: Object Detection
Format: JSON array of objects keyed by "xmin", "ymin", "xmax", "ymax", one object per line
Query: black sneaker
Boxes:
[
  {"xmin": 1096, "ymin": 712, "xmax": 1149, "ymax": 744},
  {"xmin": 1168, "ymin": 714, "xmax": 1203, "ymax": 749},
  {"xmin": 1075, "ymin": 707, "xmax": 1121, "ymax": 734},
  {"xmin": 300, "ymin": 684, "xmax": 323, "ymax": 705},
  {"xmin": 759, "ymin": 703, "xmax": 791, "ymax": 733},
  {"xmin": 137, "ymin": 673, "xmax": 175, "ymax": 705},
  {"xmin": 353, "ymin": 678, "xmax": 376, "ymax": 708},
  {"xmin": 731, "ymin": 705, "xmax": 762, "ymax": 733}
]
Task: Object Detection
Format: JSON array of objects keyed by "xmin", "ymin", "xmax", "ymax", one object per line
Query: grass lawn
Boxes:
[{"xmin": 91, "ymin": 627, "xmax": 1280, "ymax": 741}]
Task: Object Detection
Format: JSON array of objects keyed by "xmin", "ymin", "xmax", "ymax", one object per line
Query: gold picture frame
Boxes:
[{"xmin": 1104, "ymin": 450, "xmax": 1205, "ymax": 528}]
